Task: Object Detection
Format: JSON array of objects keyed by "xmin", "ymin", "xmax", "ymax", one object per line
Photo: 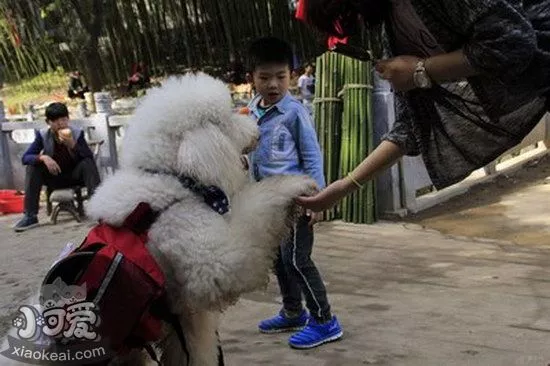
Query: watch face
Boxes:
[{"xmin": 414, "ymin": 71, "xmax": 430, "ymax": 88}]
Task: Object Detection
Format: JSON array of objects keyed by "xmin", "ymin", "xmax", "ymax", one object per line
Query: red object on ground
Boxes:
[
  {"xmin": 0, "ymin": 190, "xmax": 25, "ymax": 214},
  {"xmin": 238, "ymin": 107, "xmax": 250, "ymax": 115}
]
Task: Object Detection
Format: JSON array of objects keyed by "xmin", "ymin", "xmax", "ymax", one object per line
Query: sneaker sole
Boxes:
[
  {"xmin": 289, "ymin": 331, "xmax": 343, "ymax": 349},
  {"xmin": 14, "ymin": 223, "xmax": 39, "ymax": 232},
  {"xmin": 259, "ymin": 325, "xmax": 305, "ymax": 334}
]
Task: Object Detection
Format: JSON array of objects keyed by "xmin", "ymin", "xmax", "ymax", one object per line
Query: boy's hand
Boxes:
[{"xmin": 40, "ymin": 155, "xmax": 61, "ymax": 175}]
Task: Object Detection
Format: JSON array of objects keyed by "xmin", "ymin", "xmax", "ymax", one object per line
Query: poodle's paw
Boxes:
[{"xmin": 269, "ymin": 175, "xmax": 318, "ymax": 199}]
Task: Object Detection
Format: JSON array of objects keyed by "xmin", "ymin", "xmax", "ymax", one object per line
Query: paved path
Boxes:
[
  {"xmin": 224, "ymin": 221, "xmax": 550, "ymax": 366},
  {"xmin": 405, "ymin": 154, "xmax": 550, "ymax": 247},
  {"xmin": 1, "ymin": 189, "xmax": 549, "ymax": 365}
]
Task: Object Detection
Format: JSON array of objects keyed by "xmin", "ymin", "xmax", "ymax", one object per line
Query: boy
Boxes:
[
  {"xmin": 14, "ymin": 102, "xmax": 101, "ymax": 232},
  {"xmin": 247, "ymin": 37, "xmax": 343, "ymax": 349}
]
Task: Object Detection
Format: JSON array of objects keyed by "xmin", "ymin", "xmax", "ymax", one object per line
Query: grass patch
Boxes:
[{"xmin": 1, "ymin": 68, "xmax": 68, "ymax": 114}]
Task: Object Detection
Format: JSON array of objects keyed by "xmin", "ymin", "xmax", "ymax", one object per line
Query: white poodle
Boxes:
[
  {"xmin": 1, "ymin": 73, "xmax": 315, "ymax": 366},
  {"xmin": 88, "ymin": 74, "xmax": 315, "ymax": 365}
]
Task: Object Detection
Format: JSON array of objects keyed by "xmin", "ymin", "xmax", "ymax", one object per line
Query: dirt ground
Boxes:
[{"xmin": 402, "ymin": 154, "xmax": 550, "ymax": 247}]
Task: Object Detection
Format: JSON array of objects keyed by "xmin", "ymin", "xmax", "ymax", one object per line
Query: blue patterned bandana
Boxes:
[
  {"xmin": 144, "ymin": 170, "xmax": 229, "ymax": 215},
  {"xmin": 177, "ymin": 176, "xmax": 229, "ymax": 215}
]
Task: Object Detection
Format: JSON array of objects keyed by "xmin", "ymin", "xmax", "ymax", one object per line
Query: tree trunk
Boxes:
[
  {"xmin": 82, "ymin": 38, "xmax": 103, "ymax": 92},
  {"xmin": 69, "ymin": 0, "xmax": 106, "ymax": 90}
]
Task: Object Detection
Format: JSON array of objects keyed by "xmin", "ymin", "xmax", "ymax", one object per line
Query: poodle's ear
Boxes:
[
  {"xmin": 177, "ymin": 125, "xmax": 239, "ymax": 182},
  {"xmin": 223, "ymin": 114, "xmax": 259, "ymax": 153}
]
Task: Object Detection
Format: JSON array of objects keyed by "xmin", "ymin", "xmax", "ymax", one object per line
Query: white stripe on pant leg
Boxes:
[{"xmin": 291, "ymin": 222, "xmax": 322, "ymax": 320}]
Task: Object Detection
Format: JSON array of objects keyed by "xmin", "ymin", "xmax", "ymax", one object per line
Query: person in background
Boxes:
[
  {"xmin": 289, "ymin": 69, "xmax": 301, "ymax": 98},
  {"xmin": 67, "ymin": 71, "xmax": 88, "ymax": 99},
  {"xmin": 227, "ymin": 63, "xmax": 254, "ymax": 106},
  {"xmin": 298, "ymin": 63, "xmax": 315, "ymax": 115},
  {"xmin": 127, "ymin": 61, "xmax": 150, "ymax": 92},
  {"xmin": 14, "ymin": 102, "xmax": 101, "ymax": 232}
]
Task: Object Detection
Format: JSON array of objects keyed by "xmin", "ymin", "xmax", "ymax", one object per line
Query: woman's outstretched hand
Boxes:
[
  {"xmin": 296, "ymin": 178, "xmax": 353, "ymax": 212},
  {"xmin": 298, "ymin": 141, "xmax": 405, "ymax": 212}
]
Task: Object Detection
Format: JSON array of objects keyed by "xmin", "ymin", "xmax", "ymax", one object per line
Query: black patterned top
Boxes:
[{"xmin": 382, "ymin": 0, "xmax": 550, "ymax": 189}]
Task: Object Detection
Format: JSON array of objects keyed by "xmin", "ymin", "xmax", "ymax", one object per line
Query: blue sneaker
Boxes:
[
  {"xmin": 13, "ymin": 215, "xmax": 39, "ymax": 232},
  {"xmin": 288, "ymin": 316, "xmax": 343, "ymax": 349},
  {"xmin": 258, "ymin": 309, "xmax": 308, "ymax": 334}
]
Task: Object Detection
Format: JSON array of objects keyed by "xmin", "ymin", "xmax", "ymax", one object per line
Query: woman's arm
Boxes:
[
  {"xmin": 377, "ymin": 1, "xmax": 538, "ymax": 91},
  {"xmin": 424, "ymin": 49, "xmax": 478, "ymax": 83},
  {"xmin": 296, "ymin": 140, "xmax": 404, "ymax": 212},
  {"xmin": 375, "ymin": 48, "xmax": 480, "ymax": 91},
  {"xmin": 425, "ymin": 0, "xmax": 538, "ymax": 82},
  {"xmin": 347, "ymin": 140, "xmax": 404, "ymax": 189}
]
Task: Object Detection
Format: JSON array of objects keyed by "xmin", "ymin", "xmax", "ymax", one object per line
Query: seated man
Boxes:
[
  {"xmin": 67, "ymin": 71, "xmax": 88, "ymax": 99},
  {"xmin": 14, "ymin": 102, "xmax": 101, "ymax": 232},
  {"xmin": 127, "ymin": 62, "xmax": 150, "ymax": 92}
]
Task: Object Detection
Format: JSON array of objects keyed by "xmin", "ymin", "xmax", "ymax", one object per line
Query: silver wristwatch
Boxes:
[{"xmin": 413, "ymin": 60, "xmax": 433, "ymax": 89}]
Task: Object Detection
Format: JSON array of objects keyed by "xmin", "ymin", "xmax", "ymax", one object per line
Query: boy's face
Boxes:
[
  {"xmin": 47, "ymin": 116, "xmax": 70, "ymax": 133},
  {"xmin": 253, "ymin": 63, "xmax": 290, "ymax": 106}
]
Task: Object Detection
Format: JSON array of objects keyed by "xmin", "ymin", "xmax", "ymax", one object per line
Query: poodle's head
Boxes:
[{"xmin": 120, "ymin": 73, "xmax": 258, "ymax": 196}]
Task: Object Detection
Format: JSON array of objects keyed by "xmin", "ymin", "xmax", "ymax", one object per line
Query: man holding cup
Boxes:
[{"xmin": 14, "ymin": 102, "xmax": 100, "ymax": 232}]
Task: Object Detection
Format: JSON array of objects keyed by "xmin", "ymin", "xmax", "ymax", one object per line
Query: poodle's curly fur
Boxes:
[
  {"xmin": 2, "ymin": 73, "xmax": 316, "ymax": 366},
  {"xmin": 88, "ymin": 74, "xmax": 316, "ymax": 365}
]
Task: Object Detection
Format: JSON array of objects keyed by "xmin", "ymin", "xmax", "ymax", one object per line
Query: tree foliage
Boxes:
[{"xmin": 0, "ymin": 0, "xmax": 322, "ymax": 90}]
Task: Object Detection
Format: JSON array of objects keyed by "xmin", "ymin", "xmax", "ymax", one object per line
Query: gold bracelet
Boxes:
[{"xmin": 347, "ymin": 172, "xmax": 363, "ymax": 189}]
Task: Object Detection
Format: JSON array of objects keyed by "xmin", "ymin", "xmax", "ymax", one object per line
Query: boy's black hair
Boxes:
[
  {"xmin": 45, "ymin": 102, "xmax": 69, "ymax": 122},
  {"xmin": 247, "ymin": 37, "xmax": 294, "ymax": 72}
]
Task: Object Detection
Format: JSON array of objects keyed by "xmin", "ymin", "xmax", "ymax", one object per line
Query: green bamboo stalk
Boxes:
[
  {"xmin": 360, "ymin": 59, "xmax": 367, "ymax": 223},
  {"xmin": 366, "ymin": 60, "xmax": 375, "ymax": 223},
  {"xmin": 351, "ymin": 60, "xmax": 358, "ymax": 222}
]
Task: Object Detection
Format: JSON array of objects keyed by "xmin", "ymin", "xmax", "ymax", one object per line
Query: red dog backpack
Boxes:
[
  {"xmin": 41, "ymin": 202, "xmax": 189, "ymax": 365},
  {"xmin": 41, "ymin": 171, "xmax": 230, "ymax": 365}
]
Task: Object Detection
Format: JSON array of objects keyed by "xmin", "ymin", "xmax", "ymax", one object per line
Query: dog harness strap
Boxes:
[
  {"xmin": 123, "ymin": 202, "xmax": 160, "ymax": 234},
  {"xmin": 216, "ymin": 330, "xmax": 225, "ymax": 366},
  {"xmin": 150, "ymin": 295, "xmax": 191, "ymax": 365},
  {"xmin": 166, "ymin": 312, "xmax": 191, "ymax": 365}
]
